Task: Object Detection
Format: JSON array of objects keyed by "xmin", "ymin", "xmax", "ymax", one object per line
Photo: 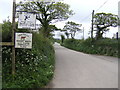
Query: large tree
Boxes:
[
  {"xmin": 63, "ymin": 21, "xmax": 82, "ymax": 39},
  {"xmin": 43, "ymin": 24, "xmax": 60, "ymax": 37},
  {"xmin": 93, "ymin": 13, "xmax": 118, "ymax": 39},
  {"xmin": 17, "ymin": 1, "xmax": 74, "ymax": 37}
]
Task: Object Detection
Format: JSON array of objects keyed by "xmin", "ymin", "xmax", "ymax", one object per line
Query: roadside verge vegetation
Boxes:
[
  {"xmin": 2, "ymin": 0, "xmax": 74, "ymax": 88},
  {"xmin": 62, "ymin": 38, "xmax": 118, "ymax": 57},
  {"xmin": 2, "ymin": 20, "xmax": 55, "ymax": 88},
  {"xmin": 60, "ymin": 12, "xmax": 118, "ymax": 58}
]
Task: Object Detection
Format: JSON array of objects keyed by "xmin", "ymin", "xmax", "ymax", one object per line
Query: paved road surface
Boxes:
[{"xmin": 47, "ymin": 43, "xmax": 118, "ymax": 88}]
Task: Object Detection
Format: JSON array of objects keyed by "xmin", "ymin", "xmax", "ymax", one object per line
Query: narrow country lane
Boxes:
[{"xmin": 47, "ymin": 43, "xmax": 118, "ymax": 88}]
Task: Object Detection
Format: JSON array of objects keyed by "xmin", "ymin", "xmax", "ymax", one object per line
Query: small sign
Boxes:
[
  {"xmin": 15, "ymin": 33, "xmax": 32, "ymax": 49},
  {"xmin": 18, "ymin": 12, "xmax": 36, "ymax": 29}
]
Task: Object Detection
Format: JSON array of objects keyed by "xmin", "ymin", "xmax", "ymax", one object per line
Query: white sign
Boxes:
[
  {"xmin": 15, "ymin": 33, "xmax": 32, "ymax": 49},
  {"xmin": 18, "ymin": 12, "xmax": 36, "ymax": 29}
]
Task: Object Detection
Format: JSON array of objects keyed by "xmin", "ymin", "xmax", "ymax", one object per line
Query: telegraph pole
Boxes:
[
  {"xmin": 12, "ymin": 0, "xmax": 16, "ymax": 75},
  {"xmin": 83, "ymin": 27, "xmax": 84, "ymax": 40},
  {"xmin": 91, "ymin": 10, "xmax": 94, "ymax": 41}
]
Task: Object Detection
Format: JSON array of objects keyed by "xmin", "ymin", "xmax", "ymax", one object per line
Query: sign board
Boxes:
[
  {"xmin": 15, "ymin": 33, "xmax": 32, "ymax": 49},
  {"xmin": 18, "ymin": 12, "xmax": 36, "ymax": 29}
]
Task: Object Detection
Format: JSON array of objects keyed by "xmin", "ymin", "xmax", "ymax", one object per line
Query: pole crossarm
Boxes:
[
  {"xmin": 16, "ymin": 10, "xmax": 40, "ymax": 14},
  {"xmin": 0, "ymin": 42, "xmax": 14, "ymax": 46}
]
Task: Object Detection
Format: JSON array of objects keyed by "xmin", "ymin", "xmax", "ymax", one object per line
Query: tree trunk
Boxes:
[
  {"xmin": 96, "ymin": 30, "xmax": 101, "ymax": 40},
  {"xmin": 96, "ymin": 25, "xmax": 104, "ymax": 40},
  {"xmin": 71, "ymin": 33, "xmax": 74, "ymax": 39},
  {"xmin": 42, "ymin": 22, "xmax": 50, "ymax": 38}
]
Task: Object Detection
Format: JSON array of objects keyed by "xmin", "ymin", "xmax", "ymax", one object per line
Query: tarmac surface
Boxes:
[{"xmin": 47, "ymin": 43, "xmax": 118, "ymax": 88}]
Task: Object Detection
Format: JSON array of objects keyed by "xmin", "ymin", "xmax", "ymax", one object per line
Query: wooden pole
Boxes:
[
  {"xmin": 12, "ymin": 0, "xmax": 16, "ymax": 75},
  {"xmin": 91, "ymin": 10, "xmax": 94, "ymax": 41},
  {"xmin": 83, "ymin": 27, "xmax": 84, "ymax": 40}
]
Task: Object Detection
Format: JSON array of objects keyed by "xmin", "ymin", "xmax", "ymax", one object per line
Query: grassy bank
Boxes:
[
  {"xmin": 62, "ymin": 38, "xmax": 118, "ymax": 57},
  {"xmin": 2, "ymin": 33, "xmax": 55, "ymax": 88}
]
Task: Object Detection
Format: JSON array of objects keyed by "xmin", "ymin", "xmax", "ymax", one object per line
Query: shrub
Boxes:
[
  {"xmin": 2, "ymin": 33, "xmax": 55, "ymax": 88},
  {"xmin": 2, "ymin": 20, "xmax": 12, "ymax": 42},
  {"xmin": 63, "ymin": 38, "xmax": 118, "ymax": 57},
  {"xmin": 54, "ymin": 39, "xmax": 61, "ymax": 44}
]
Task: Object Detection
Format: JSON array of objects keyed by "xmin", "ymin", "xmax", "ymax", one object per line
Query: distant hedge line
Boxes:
[
  {"xmin": 2, "ymin": 33, "xmax": 55, "ymax": 88},
  {"xmin": 62, "ymin": 38, "xmax": 118, "ymax": 57}
]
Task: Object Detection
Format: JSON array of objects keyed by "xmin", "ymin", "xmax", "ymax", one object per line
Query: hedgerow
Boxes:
[
  {"xmin": 2, "ymin": 33, "xmax": 55, "ymax": 88},
  {"xmin": 62, "ymin": 38, "xmax": 118, "ymax": 57}
]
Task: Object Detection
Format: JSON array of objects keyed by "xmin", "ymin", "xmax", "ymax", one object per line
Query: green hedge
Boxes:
[
  {"xmin": 62, "ymin": 38, "xmax": 118, "ymax": 57},
  {"xmin": 2, "ymin": 33, "xmax": 55, "ymax": 88}
]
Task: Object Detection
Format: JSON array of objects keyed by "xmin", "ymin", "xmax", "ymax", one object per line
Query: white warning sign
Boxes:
[
  {"xmin": 15, "ymin": 33, "xmax": 32, "ymax": 49},
  {"xmin": 18, "ymin": 12, "xmax": 36, "ymax": 29}
]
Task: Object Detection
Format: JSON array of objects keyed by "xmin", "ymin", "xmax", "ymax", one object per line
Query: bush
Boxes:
[
  {"xmin": 2, "ymin": 33, "xmax": 55, "ymax": 88},
  {"xmin": 63, "ymin": 38, "xmax": 118, "ymax": 57},
  {"xmin": 2, "ymin": 20, "xmax": 12, "ymax": 42},
  {"xmin": 54, "ymin": 39, "xmax": 61, "ymax": 44}
]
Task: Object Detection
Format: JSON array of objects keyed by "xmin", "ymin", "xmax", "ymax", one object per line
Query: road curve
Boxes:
[{"xmin": 47, "ymin": 43, "xmax": 118, "ymax": 88}]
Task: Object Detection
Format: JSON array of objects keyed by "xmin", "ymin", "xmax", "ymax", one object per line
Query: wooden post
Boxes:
[
  {"xmin": 12, "ymin": 0, "xmax": 16, "ymax": 75},
  {"xmin": 83, "ymin": 27, "xmax": 84, "ymax": 40},
  {"xmin": 91, "ymin": 10, "xmax": 94, "ymax": 41}
]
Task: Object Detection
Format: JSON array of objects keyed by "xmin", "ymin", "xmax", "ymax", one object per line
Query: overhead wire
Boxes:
[
  {"xmin": 80, "ymin": 0, "xmax": 109, "ymax": 23},
  {"xmin": 95, "ymin": 0, "xmax": 109, "ymax": 12},
  {"xmin": 80, "ymin": 13, "xmax": 92, "ymax": 22}
]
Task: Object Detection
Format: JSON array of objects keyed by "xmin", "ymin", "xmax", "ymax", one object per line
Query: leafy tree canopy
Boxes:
[
  {"xmin": 17, "ymin": 1, "xmax": 74, "ymax": 37},
  {"xmin": 93, "ymin": 12, "xmax": 118, "ymax": 39},
  {"xmin": 63, "ymin": 21, "xmax": 82, "ymax": 39}
]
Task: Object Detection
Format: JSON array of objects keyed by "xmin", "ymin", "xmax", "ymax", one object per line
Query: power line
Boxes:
[
  {"xmin": 80, "ymin": 0, "xmax": 109, "ymax": 22},
  {"xmin": 95, "ymin": 0, "xmax": 109, "ymax": 12},
  {"xmin": 80, "ymin": 13, "xmax": 92, "ymax": 22}
]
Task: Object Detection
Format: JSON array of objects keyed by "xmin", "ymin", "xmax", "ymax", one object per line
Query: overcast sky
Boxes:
[{"xmin": 0, "ymin": 0, "xmax": 119, "ymax": 39}]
